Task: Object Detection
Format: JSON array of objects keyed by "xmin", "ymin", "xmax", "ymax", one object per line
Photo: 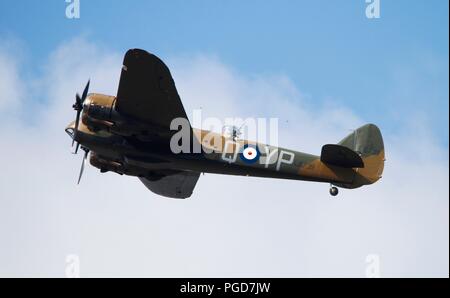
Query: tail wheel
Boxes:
[{"xmin": 329, "ymin": 186, "xmax": 339, "ymax": 196}]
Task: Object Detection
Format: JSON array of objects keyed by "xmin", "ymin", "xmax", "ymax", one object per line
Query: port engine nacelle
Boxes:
[
  {"xmin": 82, "ymin": 93, "xmax": 121, "ymax": 132},
  {"xmin": 82, "ymin": 93, "xmax": 164, "ymax": 140}
]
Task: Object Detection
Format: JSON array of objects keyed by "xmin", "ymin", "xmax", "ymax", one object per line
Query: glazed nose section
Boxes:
[{"xmin": 65, "ymin": 121, "xmax": 75, "ymax": 139}]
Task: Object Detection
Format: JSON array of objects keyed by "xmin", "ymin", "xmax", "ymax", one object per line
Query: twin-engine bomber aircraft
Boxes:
[{"xmin": 65, "ymin": 49, "xmax": 385, "ymax": 199}]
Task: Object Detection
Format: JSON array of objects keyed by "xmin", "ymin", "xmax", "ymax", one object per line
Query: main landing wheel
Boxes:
[{"xmin": 329, "ymin": 186, "xmax": 339, "ymax": 197}]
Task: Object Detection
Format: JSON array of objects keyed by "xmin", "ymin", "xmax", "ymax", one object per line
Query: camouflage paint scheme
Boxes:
[{"xmin": 66, "ymin": 49, "xmax": 385, "ymax": 198}]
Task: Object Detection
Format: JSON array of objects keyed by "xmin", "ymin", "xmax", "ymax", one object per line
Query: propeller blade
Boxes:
[
  {"xmin": 71, "ymin": 110, "xmax": 81, "ymax": 152},
  {"xmin": 77, "ymin": 149, "xmax": 89, "ymax": 185},
  {"xmin": 72, "ymin": 93, "xmax": 84, "ymax": 151},
  {"xmin": 81, "ymin": 80, "xmax": 90, "ymax": 102},
  {"xmin": 70, "ymin": 80, "xmax": 90, "ymax": 154},
  {"xmin": 74, "ymin": 142, "xmax": 80, "ymax": 155}
]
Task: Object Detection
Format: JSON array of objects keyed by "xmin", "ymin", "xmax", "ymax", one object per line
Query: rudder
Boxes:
[{"xmin": 337, "ymin": 124, "xmax": 385, "ymax": 188}]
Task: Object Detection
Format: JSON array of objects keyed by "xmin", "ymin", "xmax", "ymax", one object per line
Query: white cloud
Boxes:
[
  {"xmin": 0, "ymin": 38, "xmax": 448, "ymax": 277},
  {"xmin": 0, "ymin": 40, "xmax": 24, "ymax": 117}
]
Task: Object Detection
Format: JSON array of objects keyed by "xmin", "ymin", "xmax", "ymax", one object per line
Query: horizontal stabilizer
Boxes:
[{"xmin": 321, "ymin": 144, "xmax": 364, "ymax": 168}]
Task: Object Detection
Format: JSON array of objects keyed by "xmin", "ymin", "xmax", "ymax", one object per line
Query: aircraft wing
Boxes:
[
  {"xmin": 139, "ymin": 170, "xmax": 200, "ymax": 199},
  {"xmin": 116, "ymin": 49, "xmax": 189, "ymax": 128}
]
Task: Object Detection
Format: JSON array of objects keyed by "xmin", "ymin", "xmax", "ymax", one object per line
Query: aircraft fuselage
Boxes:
[{"xmin": 66, "ymin": 94, "xmax": 371, "ymax": 189}]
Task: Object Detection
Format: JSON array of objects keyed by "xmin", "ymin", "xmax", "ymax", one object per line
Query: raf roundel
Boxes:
[{"xmin": 240, "ymin": 144, "xmax": 261, "ymax": 164}]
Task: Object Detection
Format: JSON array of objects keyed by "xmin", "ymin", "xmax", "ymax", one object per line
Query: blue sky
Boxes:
[{"xmin": 1, "ymin": 1, "xmax": 448, "ymax": 145}]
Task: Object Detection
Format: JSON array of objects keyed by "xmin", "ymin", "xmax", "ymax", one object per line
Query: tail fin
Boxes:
[{"xmin": 336, "ymin": 124, "xmax": 385, "ymax": 188}]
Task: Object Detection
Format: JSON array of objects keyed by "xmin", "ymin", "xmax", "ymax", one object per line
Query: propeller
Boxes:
[
  {"xmin": 77, "ymin": 148, "xmax": 90, "ymax": 185},
  {"xmin": 72, "ymin": 80, "xmax": 90, "ymax": 154}
]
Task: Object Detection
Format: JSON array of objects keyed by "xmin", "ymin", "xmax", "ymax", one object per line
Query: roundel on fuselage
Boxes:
[{"xmin": 240, "ymin": 144, "xmax": 260, "ymax": 164}]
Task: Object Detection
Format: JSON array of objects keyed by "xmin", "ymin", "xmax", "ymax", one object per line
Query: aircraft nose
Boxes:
[{"xmin": 65, "ymin": 121, "xmax": 75, "ymax": 138}]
